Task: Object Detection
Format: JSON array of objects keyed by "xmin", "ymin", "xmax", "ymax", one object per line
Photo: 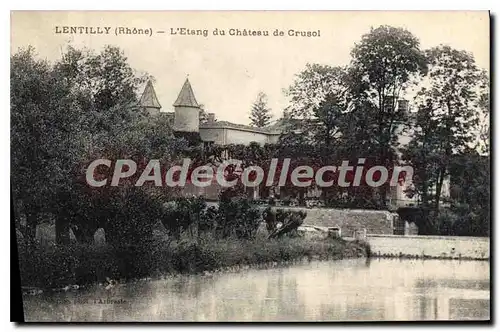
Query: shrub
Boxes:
[
  {"xmin": 102, "ymin": 187, "xmax": 165, "ymax": 246},
  {"xmin": 217, "ymin": 195, "xmax": 262, "ymax": 239},
  {"xmin": 270, "ymin": 209, "xmax": 307, "ymax": 238},
  {"xmin": 263, "ymin": 206, "xmax": 277, "ymax": 233},
  {"xmin": 161, "ymin": 197, "xmax": 207, "ymax": 239},
  {"xmin": 18, "ymin": 235, "xmax": 368, "ymax": 289}
]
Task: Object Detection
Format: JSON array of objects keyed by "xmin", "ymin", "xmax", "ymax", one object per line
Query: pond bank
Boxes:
[
  {"xmin": 366, "ymin": 234, "xmax": 490, "ymax": 260},
  {"xmin": 18, "ymin": 236, "xmax": 369, "ymax": 291}
]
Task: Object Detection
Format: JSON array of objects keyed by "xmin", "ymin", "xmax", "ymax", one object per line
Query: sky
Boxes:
[{"xmin": 11, "ymin": 11, "xmax": 490, "ymax": 125}]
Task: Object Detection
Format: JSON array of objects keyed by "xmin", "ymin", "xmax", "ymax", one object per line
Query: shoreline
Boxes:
[
  {"xmin": 19, "ymin": 235, "xmax": 490, "ymax": 295},
  {"xmin": 22, "ymin": 252, "xmax": 490, "ymax": 296},
  {"xmin": 18, "ymin": 236, "xmax": 369, "ymax": 292}
]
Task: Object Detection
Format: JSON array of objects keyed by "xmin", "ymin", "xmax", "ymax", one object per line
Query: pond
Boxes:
[{"xmin": 23, "ymin": 258, "xmax": 490, "ymax": 322}]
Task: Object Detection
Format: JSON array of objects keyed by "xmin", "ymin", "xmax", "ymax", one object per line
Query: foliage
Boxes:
[
  {"xmin": 249, "ymin": 92, "xmax": 273, "ymax": 127},
  {"xmin": 348, "ymin": 25, "xmax": 428, "ymax": 173},
  {"xmin": 217, "ymin": 192, "xmax": 262, "ymax": 239},
  {"xmin": 402, "ymin": 45, "xmax": 486, "ymax": 217},
  {"xmin": 101, "ymin": 187, "xmax": 166, "ymax": 246},
  {"xmin": 447, "ymin": 151, "xmax": 490, "ymax": 236},
  {"xmin": 279, "ymin": 26, "xmax": 429, "ymax": 208},
  {"xmin": 11, "ymin": 45, "xmax": 180, "ymax": 245},
  {"xmin": 269, "ymin": 209, "xmax": 307, "ymax": 238},
  {"xmin": 263, "ymin": 207, "xmax": 277, "ymax": 233},
  {"xmin": 19, "ymin": 236, "xmax": 367, "ymax": 289},
  {"xmin": 11, "ymin": 46, "xmax": 86, "ymax": 242},
  {"xmin": 162, "ymin": 197, "xmax": 207, "ymax": 239},
  {"xmin": 350, "ymin": 25, "xmax": 428, "ymax": 102},
  {"xmin": 284, "ymin": 64, "xmax": 349, "ymax": 145},
  {"xmin": 161, "ymin": 194, "xmax": 263, "ymax": 241},
  {"xmin": 55, "ymin": 45, "xmax": 148, "ymax": 112}
]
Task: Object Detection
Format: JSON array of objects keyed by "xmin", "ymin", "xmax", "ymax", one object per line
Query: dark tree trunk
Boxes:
[
  {"xmin": 434, "ymin": 169, "xmax": 445, "ymax": 214},
  {"xmin": 24, "ymin": 211, "xmax": 38, "ymax": 245},
  {"xmin": 71, "ymin": 224, "xmax": 97, "ymax": 244},
  {"xmin": 55, "ymin": 215, "xmax": 71, "ymax": 245}
]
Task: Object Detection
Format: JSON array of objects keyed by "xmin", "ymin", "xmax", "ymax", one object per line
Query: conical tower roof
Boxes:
[
  {"xmin": 173, "ymin": 78, "xmax": 199, "ymax": 108},
  {"xmin": 139, "ymin": 80, "xmax": 162, "ymax": 109}
]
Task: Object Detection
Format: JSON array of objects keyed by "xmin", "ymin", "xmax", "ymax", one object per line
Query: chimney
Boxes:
[{"xmin": 207, "ymin": 113, "xmax": 215, "ymax": 123}]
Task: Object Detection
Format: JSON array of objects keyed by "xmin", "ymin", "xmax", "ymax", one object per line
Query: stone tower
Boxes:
[
  {"xmin": 173, "ymin": 78, "xmax": 200, "ymax": 132},
  {"xmin": 139, "ymin": 80, "xmax": 162, "ymax": 115}
]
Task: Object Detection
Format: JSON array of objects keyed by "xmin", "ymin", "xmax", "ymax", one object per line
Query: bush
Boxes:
[
  {"xmin": 269, "ymin": 209, "xmax": 307, "ymax": 238},
  {"xmin": 160, "ymin": 194, "xmax": 264, "ymax": 241},
  {"xmin": 217, "ymin": 195, "xmax": 262, "ymax": 239},
  {"xmin": 161, "ymin": 197, "xmax": 207, "ymax": 239},
  {"xmin": 102, "ymin": 187, "xmax": 165, "ymax": 246},
  {"xmin": 432, "ymin": 204, "xmax": 490, "ymax": 237},
  {"xmin": 18, "ymin": 234, "xmax": 369, "ymax": 289},
  {"xmin": 263, "ymin": 207, "xmax": 277, "ymax": 233}
]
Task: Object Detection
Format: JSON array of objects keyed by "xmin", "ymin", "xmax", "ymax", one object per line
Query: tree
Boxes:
[
  {"xmin": 56, "ymin": 45, "xmax": 148, "ymax": 113},
  {"xmin": 249, "ymin": 92, "xmax": 272, "ymax": 127},
  {"xmin": 348, "ymin": 25, "xmax": 428, "ymax": 207},
  {"xmin": 53, "ymin": 45, "xmax": 157, "ymax": 244},
  {"xmin": 282, "ymin": 63, "xmax": 384, "ymax": 208},
  {"xmin": 448, "ymin": 150, "xmax": 489, "ymax": 236},
  {"xmin": 199, "ymin": 104, "xmax": 211, "ymax": 124},
  {"xmin": 11, "ymin": 47, "xmax": 85, "ymax": 244},
  {"xmin": 473, "ymin": 70, "xmax": 490, "ymax": 155},
  {"xmin": 284, "ymin": 64, "xmax": 349, "ymax": 143},
  {"xmin": 11, "ymin": 45, "xmax": 180, "ymax": 246},
  {"xmin": 403, "ymin": 46, "xmax": 485, "ymax": 226},
  {"xmin": 350, "ymin": 25, "xmax": 428, "ymax": 157}
]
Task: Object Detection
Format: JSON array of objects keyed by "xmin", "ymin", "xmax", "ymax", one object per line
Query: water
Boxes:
[{"xmin": 23, "ymin": 259, "xmax": 490, "ymax": 322}]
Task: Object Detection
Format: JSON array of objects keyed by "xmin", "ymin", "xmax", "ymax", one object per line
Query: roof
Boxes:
[
  {"xmin": 200, "ymin": 120, "xmax": 281, "ymax": 135},
  {"xmin": 173, "ymin": 78, "xmax": 200, "ymax": 108},
  {"xmin": 139, "ymin": 80, "xmax": 162, "ymax": 109},
  {"xmin": 265, "ymin": 118, "xmax": 296, "ymax": 131}
]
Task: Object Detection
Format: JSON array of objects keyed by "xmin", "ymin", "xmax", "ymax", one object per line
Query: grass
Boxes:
[{"xmin": 17, "ymin": 232, "xmax": 369, "ymax": 291}]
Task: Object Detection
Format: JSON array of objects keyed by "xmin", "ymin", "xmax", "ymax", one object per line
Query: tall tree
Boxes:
[
  {"xmin": 403, "ymin": 45, "xmax": 485, "ymax": 223},
  {"xmin": 11, "ymin": 46, "xmax": 83, "ymax": 244},
  {"xmin": 348, "ymin": 25, "xmax": 428, "ymax": 206},
  {"xmin": 284, "ymin": 64, "xmax": 349, "ymax": 144},
  {"xmin": 350, "ymin": 25, "xmax": 428, "ymax": 157},
  {"xmin": 249, "ymin": 92, "xmax": 272, "ymax": 127}
]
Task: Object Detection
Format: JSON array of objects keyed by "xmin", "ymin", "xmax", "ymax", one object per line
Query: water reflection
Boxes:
[{"xmin": 23, "ymin": 259, "xmax": 490, "ymax": 322}]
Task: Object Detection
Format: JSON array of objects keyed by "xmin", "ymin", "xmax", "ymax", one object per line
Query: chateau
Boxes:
[
  {"xmin": 139, "ymin": 78, "xmax": 450, "ymax": 209},
  {"xmin": 140, "ymin": 78, "xmax": 282, "ymax": 146}
]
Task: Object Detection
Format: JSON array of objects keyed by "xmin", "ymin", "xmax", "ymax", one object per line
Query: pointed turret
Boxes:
[
  {"xmin": 173, "ymin": 78, "xmax": 199, "ymax": 108},
  {"xmin": 140, "ymin": 80, "xmax": 162, "ymax": 115},
  {"xmin": 173, "ymin": 77, "xmax": 200, "ymax": 132}
]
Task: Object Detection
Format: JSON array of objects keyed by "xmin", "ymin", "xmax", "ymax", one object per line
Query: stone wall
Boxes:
[
  {"xmin": 367, "ymin": 235, "xmax": 490, "ymax": 259},
  {"xmin": 273, "ymin": 206, "xmax": 396, "ymax": 236}
]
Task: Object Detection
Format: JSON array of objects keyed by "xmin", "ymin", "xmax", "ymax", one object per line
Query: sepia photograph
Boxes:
[{"xmin": 10, "ymin": 10, "xmax": 490, "ymax": 322}]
